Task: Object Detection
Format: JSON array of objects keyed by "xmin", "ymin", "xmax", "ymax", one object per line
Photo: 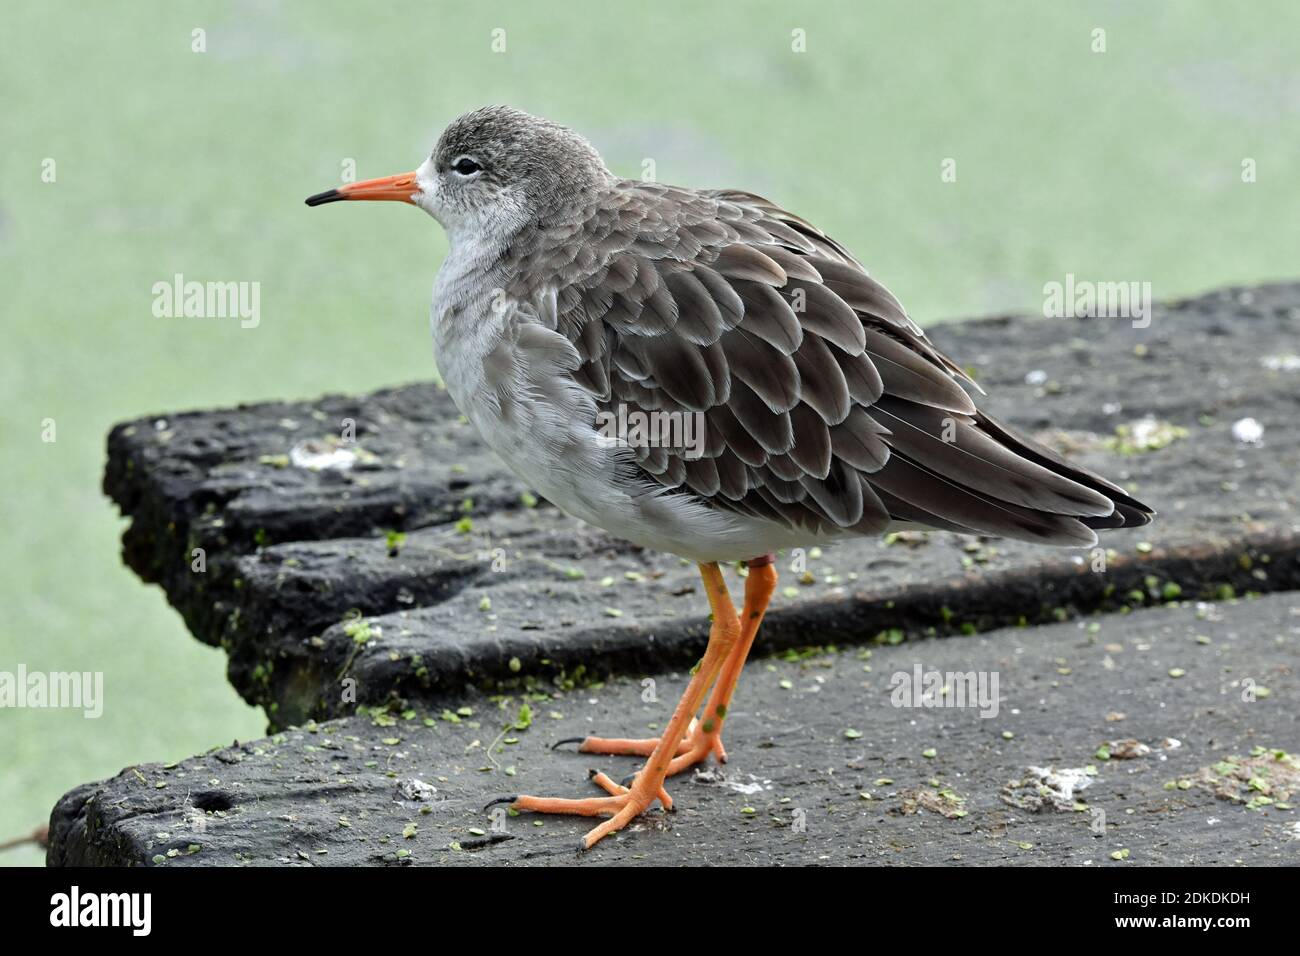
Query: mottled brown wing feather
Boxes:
[{"xmin": 505, "ymin": 180, "xmax": 1153, "ymax": 544}]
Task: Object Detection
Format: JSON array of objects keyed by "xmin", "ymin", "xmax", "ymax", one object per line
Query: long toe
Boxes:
[
  {"xmin": 511, "ymin": 793, "xmax": 627, "ymax": 818},
  {"xmin": 572, "ymin": 717, "xmax": 702, "ymax": 760},
  {"xmin": 508, "ymin": 772, "xmax": 675, "ymax": 848}
]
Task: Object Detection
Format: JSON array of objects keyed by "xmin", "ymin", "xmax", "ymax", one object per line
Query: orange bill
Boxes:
[{"xmin": 305, "ymin": 171, "xmax": 419, "ymax": 207}]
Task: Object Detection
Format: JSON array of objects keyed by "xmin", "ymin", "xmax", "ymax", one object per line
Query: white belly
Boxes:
[{"xmin": 430, "ymin": 298, "xmax": 815, "ymax": 563}]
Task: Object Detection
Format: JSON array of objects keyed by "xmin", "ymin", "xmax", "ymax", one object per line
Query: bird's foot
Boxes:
[
  {"xmin": 556, "ymin": 717, "xmax": 727, "ymax": 776},
  {"xmin": 498, "ymin": 769, "xmax": 675, "ymax": 849}
]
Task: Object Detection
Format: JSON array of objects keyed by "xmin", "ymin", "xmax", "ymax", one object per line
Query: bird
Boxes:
[{"xmin": 306, "ymin": 105, "xmax": 1153, "ymax": 849}]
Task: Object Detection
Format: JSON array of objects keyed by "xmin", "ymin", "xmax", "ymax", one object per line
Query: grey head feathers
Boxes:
[{"xmin": 431, "ymin": 106, "xmax": 611, "ymax": 223}]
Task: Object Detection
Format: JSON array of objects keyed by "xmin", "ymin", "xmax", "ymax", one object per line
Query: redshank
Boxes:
[{"xmin": 306, "ymin": 106, "xmax": 1153, "ymax": 849}]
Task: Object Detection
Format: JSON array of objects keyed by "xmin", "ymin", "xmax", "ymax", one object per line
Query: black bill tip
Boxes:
[{"xmin": 305, "ymin": 189, "xmax": 345, "ymax": 207}]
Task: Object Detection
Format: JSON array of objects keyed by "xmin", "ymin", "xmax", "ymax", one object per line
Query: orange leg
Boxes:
[
  {"xmin": 504, "ymin": 562, "xmax": 742, "ymax": 849},
  {"xmin": 561, "ymin": 559, "xmax": 779, "ymax": 778},
  {"xmin": 667, "ymin": 559, "xmax": 777, "ymax": 774}
]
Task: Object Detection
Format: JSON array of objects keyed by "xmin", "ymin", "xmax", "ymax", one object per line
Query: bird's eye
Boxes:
[{"xmin": 452, "ymin": 157, "xmax": 482, "ymax": 176}]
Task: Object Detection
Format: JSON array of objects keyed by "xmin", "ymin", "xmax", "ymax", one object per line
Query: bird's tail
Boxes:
[{"xmin": 970, "ymin": 410, "xmax": 1155, "ymax": 531}]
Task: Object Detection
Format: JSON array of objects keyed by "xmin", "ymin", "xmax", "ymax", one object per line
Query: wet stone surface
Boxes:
[
  {"xmin": 49, "ymin": 593, "xmax": 1299, "ymax": 866},
  {"xmin": 52, "ymin": 281, "xmax": 1300, "ymax": 865}
]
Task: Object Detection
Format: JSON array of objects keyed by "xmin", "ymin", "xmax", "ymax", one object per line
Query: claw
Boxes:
[
  {"xmin": 552, "ymin": 736, "xmax": 586, "ymax": 751},
  {"xmin": 483, "ymin": 795, "xmax": 518, "ymax": 811}
]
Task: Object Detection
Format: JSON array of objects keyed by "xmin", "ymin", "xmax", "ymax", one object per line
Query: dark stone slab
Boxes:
[
  {"xmin": 102, "ymin": 283, "xmax": 1300, "ymax": 727},
  {"xmin": 47, "ymin": 592, "xmax": 1300, "ymax": 866}
]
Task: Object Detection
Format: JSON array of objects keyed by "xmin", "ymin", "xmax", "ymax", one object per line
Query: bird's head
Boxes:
[{"xmin": 306, "ymin": 106, "xmax": 610, "ymax": 244}]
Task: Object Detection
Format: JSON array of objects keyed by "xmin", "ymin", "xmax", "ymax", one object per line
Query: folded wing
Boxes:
[{"xmin": 504, "ymin": 181, "xmax": 1153, "ymax": 545}]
